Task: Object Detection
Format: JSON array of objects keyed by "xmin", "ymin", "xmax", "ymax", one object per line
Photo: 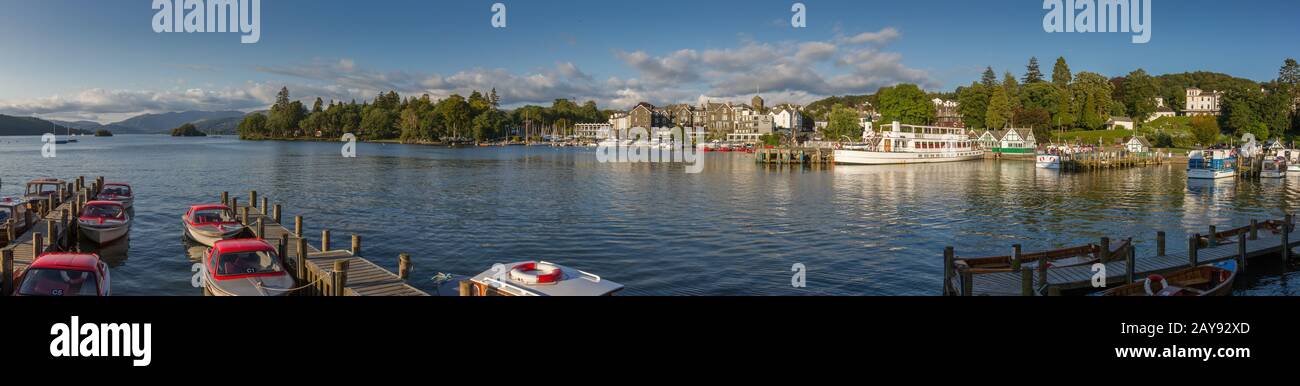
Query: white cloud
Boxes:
[{"xmin": 844, "ymin": 27, "xmax": 902, "ymax": 45}]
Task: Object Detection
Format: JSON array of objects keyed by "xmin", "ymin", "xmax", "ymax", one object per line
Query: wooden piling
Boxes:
[
  {"xmin": 1125, "ymin": 241, "xmax": 1135, "ymax": 284},
  {"xmin": 1156, "ymin": 231, "xmax": 1165, "ymax": 256},
  {"xmin": 240, "ymin": 206, "xmax": 249, "ymax": 225},
  {"xmin": 221, "ymin": 191, "xmax": 229, "ymax": 206},
  {"xmin": 1010, "ymin": 244, "xmax": 1022, "ymax": 272},
  {"xmin": 960, "ymin": 268, "xmax": 972, "ymax": 297},
  {"xmin": 1249, "ymin": 220, "xmax": 1258, "ymax": 240},
  {"xmin": 942, "ymin": 246, "xmax": 954, "ymax": 296},
  {"xmin": 250, "ymin": 191, "xmax": 258, "ymax": 209},
  {"xmin": 1099, "ymin": 237, "xmax": 1110, "ymax": 263},
  {"xmin": 33, "ymin": 233, "xmax": 43, "ymax": 257},
  {"xmin": 1, "ymin": 249, "xmax": 13, "ymax": 295},
  {"xmin": 1208, "ymin": 225, "xmax": 1217, "ymax": 246},
  {"xmin": 296, "ymin": 237, "xmax": 308, "ymax": 286},
  {"xmin": 294, "ymin": 216, "xmax": 303, "ymax": 238},
  {"xmin": 1189, "ymin": 234, "xmax": 1200, "ymax": 267},
  {"xmin": 1282, "ymin": 215, "xmax": 1292, "ymax": 267},
  {"xmin": 351, "ymin": 234, "xmax": 360, "ymax": 255},
  {"xmin": 1238, "ymin": 234, "xmax": 1248, "ymax": 274},
  {"xmin": 398, "ymin": 253, "xmax": 411, "ymax": 280},
  {"xmin": 256, "ymin": 218, "xmax": 265, "ymax": 239},
  {"xmin": 1020, "ymin": 268, "xmax": 1033, "ymax": 296},
  {"xmin": 321, "ymin": 229, "xmax": 331, "ymax": 251},
  {"xmin": 273, "ymin": 204, "xmax": 281, "ymax": 224},
  {"xmin": 230, "ymin": 197, "xmax": 238, "ymax": 210},
  {"xmin": 333, "ymin": 260, "xmax": 349, "ymax": 296},
  {"xmin": 4, "ymin": 220, "xmax": 14, "ymax": 247},
  {"xmin": 278, "ymin": 234, "xmax": 288, "ymax": 263}
]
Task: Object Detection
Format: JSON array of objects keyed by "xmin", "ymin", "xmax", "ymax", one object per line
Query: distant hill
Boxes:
[
  {"xmin": 190, "ymin": 116, "xmax": 243, "ymax": 135},
  {"xmin": 110, "ymin": 110, "xmax": 246, "ymax": 134},
  {"xmin": 0, "ymin": 115, "xmax": 92, "ymax": 136}
]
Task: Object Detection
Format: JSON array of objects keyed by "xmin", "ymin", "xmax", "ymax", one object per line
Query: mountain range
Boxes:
[{"xmin": 0, "ymin": 110, "xmax": 249, "ymax": 136}]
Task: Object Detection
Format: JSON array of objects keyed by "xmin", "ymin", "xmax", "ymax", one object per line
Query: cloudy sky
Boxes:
[{"xmin": 0, "ymin": 0, "xmax": 1297, "ymax": 123}]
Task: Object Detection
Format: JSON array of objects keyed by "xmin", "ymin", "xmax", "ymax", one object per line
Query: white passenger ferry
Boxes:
[{"xmin": 833, "ymin": 121, "xmax": 983, "ymax": 165}]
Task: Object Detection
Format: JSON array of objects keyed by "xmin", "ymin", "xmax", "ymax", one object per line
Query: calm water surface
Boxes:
[{"xmin": 2, "ymin": 135, "xmax": 1299, "ymax": 295}]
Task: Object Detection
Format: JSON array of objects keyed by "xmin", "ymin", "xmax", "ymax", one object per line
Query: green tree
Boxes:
[
  {"xmin": 1023, "ymin": 57, "xmax": 1044, "ymax": 84},
  {"xmin": 1051, "ymin": 57, "xmax": 1072, "ymax": 88},
  {"xmin": 1002, "ymin": 72, "xmax": 1021, "ymax": 111},
  {"xmin": 237, "ymin": 112, "xmax": 268, "ymax": 139},
  {"xmin": 957, "ymin": 83, "xmax": 990, "ymax": 129},
  {"xmin": 985, "ymin": 85, "xmax": 1012, "ymax": 129},
  {"xmin": 876, "ymin": 83, "xmax": 935, "ymax": 124},
  {"xmin": 1123, "ymin": 69, "xmax": 1159, "ymax": 123},
  {"xmin": 1190, "ymin": 116, "xmax": 1221, "ymax": 146},
  {"xmin": 980, "ymin": 67, "xmax": 997, "ymax": 88},
  {"xmin": 823, "ymin": 104, "xmax": 862, "ymax": 141},
  {"xmin": 1072, "ymin": 72, "xmax": 1114, "ymax": 130}
]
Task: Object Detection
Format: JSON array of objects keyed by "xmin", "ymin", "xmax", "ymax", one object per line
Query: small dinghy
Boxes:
[
  {"xmin": 183, "ymin": 204, "xmax": 244, "ymax": 247},
  {"xmin": 1102, "ymin": 260, "xmax": 1237, "ymax": 297},
  {"xmin": 456, "ymin": 260, "xmax": 624, "ymax": 296},
  {"xmin": 15, "ymin": 253, "xmax": 111, "ymax": 296},
  {"xmin": 201, "ymin": 238, "xmax": 295, "ymax": 296},
  {"xmin": 1, "ymin": 196, "xmax": 32, "ymax": 231},
  {"xmin": 96, "ymin": 183, "xmax": 134, "ymax": 208},
  {"xmin": 78, "ymin": 201, "xmax": 131, "ymax": 244}
]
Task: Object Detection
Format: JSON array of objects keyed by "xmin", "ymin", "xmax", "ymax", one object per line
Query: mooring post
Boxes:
[
  {"xmin": 321, "ymin": 229, "xmax": 331, "ymax": 251},
  {"xmin": 46, "ymin": 220, "xmax": 55, "ymax": 248},
  {"xmin": 1189, "ymin": 234, "xmax": 1200, "ymax": 267},
  {"xmin": 1020, "ymin": 267, "xmax": 1033, "ymax": 296},
  {"xmin": 351, "ymin": 234, "xmax": 361, "ymax": 256},
  {"xmin": 1156, "ymin": 231, "xmax": 1166, "ymax": 257},
  {"xmin": 230, "ymin": 197, "xmax": 238, "ymax": 211},
  {"xmin": 221, "ymin": 191, "xmax": 229, "ymax": 206},
  {"xmin": 255, "ymin": 218, "xmax": 265, "ymax": 240},
  {"xmin": 4, "ymin": 220, "xmax": 14, "ymax": 246},
  {"xmin": 33, "ymin": 233, "xmax": 43, "ymax": 256},
  {"xmin": 333, "ymin": 260, "xmax": 349, "ymax": 296},
  {"xmin": 240, "ymin": 206, "xmax": 249, "ymax": 226},
  {"xmin": 1, "ymin": 249, "xmax": 13, "ymax": 295},
  {"xmin": 1282, "ymin": 215, "xmax": 1292, "ymax": 268},
  {"xmin": 1208, "ymin": 225, "xmax": 1217, "ymax": 247},
  {"xmin": 942, "ymin": 246, "xmax": 954, "ymax": 296},
  {"xmin": 250, "ymin": 191, "xmax": 258, "ymax": 209},
  {"xmin": 1010, "ymin": 244, "xmax": 1022, "ymax": 272},
  {"xmin": 294, "ymin": 216, "xmax": 303, "ymax": 238},
  {"xmin": 1099, "ymin": 237, "xmax": 1110, "ymax": 263},
  {"xmin": 296, "ymin": 237, "xmax": 308, "ymax": 287},
  {"xmin": 1238, "ymin": 234, "xmax": 1248, "ymax": 274},
  {"xmin": 1249, "ymin": 219, "xmax": 1258, "ymax": 240},
  {"xmin": 273, "ymin": 204, "xmax": 281, "ymax": 224},
  {"xmin": 1125, "ymin": 240, "xmax": 1135, "ymax": 284},
  {"xmin": 278, "ymin": 234, "xmax": 288, "ymax": 265},
  {"xmin": 261, "ymin": 197, "xmax": 269, "ymax": 215},
  {"xmin": 959, "ymin": 267, "xmax": 972, "ymax": 297},
  {"xmin": 398, "ymin": 253, "xmax": 411, "ymax": 280}
]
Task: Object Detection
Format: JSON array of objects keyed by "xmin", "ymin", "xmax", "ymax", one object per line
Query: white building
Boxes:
[
  {"xmin": 1106, "ymin": 116, "xmax": 1135, "ymax": 130},
  {"xmin": 768, "ymin": 106, "xmax": 804, "ymax": 131},
  {"xmin": 609, "ymin": 112, "xmax": 630, "ymax": 131},
  {"xmin": 1125, "ymin": 136, "xmax": 1153, "ymax": 153},
  {"xmin": 1185, "ymin": 88, "xmax": 1222, "ymax": 116},
  {"xmin": 575, "ymin": 123, "xmax": 612, "ymax": 139}
]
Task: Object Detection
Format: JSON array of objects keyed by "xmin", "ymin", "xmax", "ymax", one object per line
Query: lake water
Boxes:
[{"xmin": 2, "ymin": 135, "xmax": 1298, "ymax": 295}]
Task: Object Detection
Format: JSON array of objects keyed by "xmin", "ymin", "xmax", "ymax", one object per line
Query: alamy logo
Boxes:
[
  {"xmin": 50, "ymin": 316, "xmax": 152, "ymax": 367},
  {"xmin": 1043, "ymin": 0, "xmax": 1151, "ymax": 44},
  {"xmin": 41, "ymin": 133, "xmax": 57, "ymax": 158},
  {"xmin": 152, "ymin": 0, "xmax": 261, "ymax": 44},
  {"xmin": 595, "ymin": 127, "xmax": 705, "ymax": 174}
]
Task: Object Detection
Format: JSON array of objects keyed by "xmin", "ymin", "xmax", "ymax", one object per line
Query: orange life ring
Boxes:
[{"xmin": 509, "ymin": 262, "xmax": 563, "ymax": 285}]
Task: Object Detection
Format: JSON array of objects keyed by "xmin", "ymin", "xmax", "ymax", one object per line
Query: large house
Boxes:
[
  {"xmin": 768, "ymin": 105, "xmax": 805, "ymax": 131},
  {"xmin": 611, "ymin": 95, "xmax": 794, "ymax": 143},
  {"xmin": 971, "ymin": 128, "xmax": 1036, "ymax": 153},
  {"xmin": 1185, "ymin": 88, "xmax": 1222, "ymax": 116}
]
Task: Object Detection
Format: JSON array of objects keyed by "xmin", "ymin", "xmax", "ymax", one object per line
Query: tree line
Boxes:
[{"xmin": 237, "ymin": 87, "xmax": 609, "ymax": 142}]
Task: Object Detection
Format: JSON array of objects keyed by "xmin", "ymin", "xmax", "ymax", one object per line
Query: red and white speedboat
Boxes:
[
  {"xmin": 96, "ymin": 183, "xmax": 134, "ymax": 209},
  {"xmin": 456, "ymin": 261, "xmax": 624, "ymax": 296},
  {"xmin": 201, "ymin": 238, "xmax": 295, "ymax": 296},
  {"xmin": 78, "ymin": 201, "xmax": 130, "ymax": 244},
  {"xmin": 183, "ymin": 204, "xmax": 244, "ymax": 247},
  {"xmin": 15, "ymin": 253, "xmax": 111, "ymax": 296}
]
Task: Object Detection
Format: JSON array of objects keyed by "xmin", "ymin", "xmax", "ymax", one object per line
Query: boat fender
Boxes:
[
  {"xmin": 509, "ymin": 262, "xmax": 563, "ymax": 285},
  {"xmin": 1143, "ymin": 274, "xmax": 1169, "ymax": 296}
]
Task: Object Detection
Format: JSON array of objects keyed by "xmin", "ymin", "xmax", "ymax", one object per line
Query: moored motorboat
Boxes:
[
  {"xmin": 96, "ymin": 182, "xmax": 134, "ymax": 208},
  {"xmin": 14, "ymin": 253, "xmax": 111, "ymax": 296},
  {"xmin": 1187, "ymin": 150, "xmax": 1236, "ymax": 179},
  {"xmin": 1102, "ymin": 260, "xmax": 1236, "ymax": 296},
  {"xmin": 1261, "ymin": 156, "xmax": 1288, "ymax": 178},
  {"xmin": 456, "ymin": 261, "xmax": 624, "ymax": 296},
  {"xmin": 24, "ymin": 178, "xmax": 66, "ymax": 201},
  {"xmin": 78, "ymin": 200, "xmax": 130, "ymax": 244},
  {"xmin": 1, "ymin": 196, "xmax": 32, "ymax": 230},
  {"xmin": 201, "ymin": 238, "xmax": 295, "ymax": 296},
  {"xmin": 1035, "ymin": 153, "xmax": 1061, "ymax": 169},
  {"xmin": 183, "ymin": 204, "xmax": 245, "ymax": 247},
  {"xmin": 954, "ymin": 240, "xmax": 1125, "ymax": 272}
]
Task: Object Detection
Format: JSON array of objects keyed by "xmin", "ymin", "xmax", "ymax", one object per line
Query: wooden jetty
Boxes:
[
  {"xmin": 223, "ymin": 190, "xmax": 427, "ymax": 296},
  {"xmin": 943, "ymin": 216, "xmax": 1297, "ymax": 296},
  {"xmin": 0, "ymin": 179, "xmax": 427, "ymax": 296},
  {"xmin": 1058, "ymin": 151, "xmax": 1167, "ymax": 171},
  {"xmin": 755, "ymin": 147, "xmax": 834, "ymax": 165}
]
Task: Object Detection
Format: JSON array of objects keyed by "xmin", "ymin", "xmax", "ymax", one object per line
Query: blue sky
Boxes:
[{"xmin": 0, "ymin": 0, "xmax": 1296, "ymax": 123}]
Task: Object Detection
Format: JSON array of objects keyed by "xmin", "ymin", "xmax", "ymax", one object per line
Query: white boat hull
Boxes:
[
  {"xmin": 1035, "ymin": 155, "xmax": 1061, "ymax": 169},
  {"xmin": 1288, "ymin": 165, "xmax": 1300, "ymax": 173},
  {"xmin": 1261, "ymin": 170, "xmax": 1287, "ymax": 178},
  {"xmin": 80, "ymin": 222, "xmax": 129, "ymax": 244},
  {"xmin": 185, "ymin": 224, "xmax": 244, "ymax": 247},
  {"xmin": 833, "ymin": 149, "xmax": 984, "ymax": 165},
  {"xmin": 1187, "ymin": 169, "xmax": 1235, "ymax": 179}
]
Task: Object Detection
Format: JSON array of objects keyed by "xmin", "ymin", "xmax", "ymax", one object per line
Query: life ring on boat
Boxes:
[
  {"xmin": 1143, "ymin": 274, "xmax": 1170, "ymax": 296},
  {"xmin": 509, "ymin": 262, "xmax": 563, "ymax": 285}
]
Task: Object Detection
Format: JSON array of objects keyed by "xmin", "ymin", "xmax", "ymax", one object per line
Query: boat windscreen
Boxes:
[
  {"xmin": 83, "ymin": 205, "xmax": 124, "ymax": 219},
  {"xmin": 193, "ymin": 209, "xmax": 234, "ymax": 223},
  {"xmin": 102, "ymin": 186, "xmax": 131, "ymax": 196},
  {"xmin": 0, "ymin": 208, "xmax": 10, "ymax": 222},
  {"xmin": 18, "ymin": 268, "xmax": 99, "ymax": 296},
  {"xmin": 216, "ymin": 251, "xmax": 283, "ymax": 276},
  {"xmin": 28, "ymin": 184, "xmax": 58, "ymax": 195}
]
